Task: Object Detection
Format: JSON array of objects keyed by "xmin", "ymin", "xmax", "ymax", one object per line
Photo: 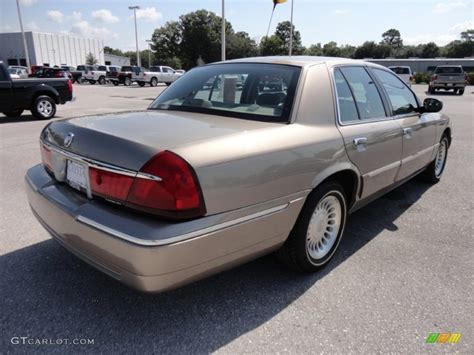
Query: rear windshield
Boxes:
[
  {"xmin": 97, "ymin": 66, "xmax": 107, "ymax": 71},
  {"xmin": 77, "ymin": 65, "xmax": 85, "ymax": 71},
  {"xmin": 390, "ymin": 67, "xmax": 410, "ymax": 75},
  {"xmin": 435, "ymin": 66, "xmax": 463, "ymax": 74},
  {"xmin": 149, "ymin": 63, "xmax": 301, "ymax": 123},
  {"xmin": 121, "ymin": 66, "xmax": 132, "ymax": 72}
]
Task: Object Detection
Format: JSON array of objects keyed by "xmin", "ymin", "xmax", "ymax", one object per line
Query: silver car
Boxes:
[{"xmin": 26, "ymin": 57, "xmax": 451, "ymax": 292}]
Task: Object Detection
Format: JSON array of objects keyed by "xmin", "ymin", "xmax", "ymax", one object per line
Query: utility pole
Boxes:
[
  {"xmin": 16, "ymin": 0, "xmax": 31, "ymax": 72},
  {"xmin": 289, "ymin": 0, "xmax": 294, "ymax": 56},
  {"xmin": 129, "ymin": 6, "xmax": 141, "ymax": 66},
  {"xmin": 221, "ymin": 0, "xmax": 226, "ymax": 61},
  {"xmin": 145, "ymin": 39, "xmax": 153, "ymax": 67}
]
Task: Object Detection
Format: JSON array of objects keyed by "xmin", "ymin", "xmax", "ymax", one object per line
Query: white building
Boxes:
[{"xmin": 0, "ymin": 31, "xmax": 104, "ymax": 67}]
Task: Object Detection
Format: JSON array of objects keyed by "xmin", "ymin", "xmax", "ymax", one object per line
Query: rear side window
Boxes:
[
  {"xmin": 390, "ymin": 67, "xmax": 410, "ymax": 75},
  {"xmin": 435, "ymin": 67, "xmax": 462, "ymax": 74},
  {"xmin": 334, "ymin": 69, "xmax": 359, "ymax": 122},
  {"xmin": 339, "ymin": 67, "xmax": 386, "ymax": 120},
  {"xmin": 372, "ymin": 69, "xmax": 418, "ymax": 116}
]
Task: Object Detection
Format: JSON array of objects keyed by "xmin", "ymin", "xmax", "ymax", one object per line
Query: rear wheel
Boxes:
[
  {"xmin": 98, "ymin": 76, "xmax": 106, "ymax": 85},
  {"xmin": 124, "ymin": 77, "xmax": 131, "ymax": 86},
  {"xmin": 420, "ymin": 135, "xmax": 449, "ymax": 183},
  {"xmin": 458, "ymin": 89, "xmax": 465, "ymax": 95},
  {"xmin": 2, "ymin": 109, "xmax": 24, "ymax": 117},
  {"xmin": 150, "ymin": 77, "xmax": 158, "ymax": 87},
  {"xmin": 31, "ymin": 95, "xmax": 56, "ymax": 120},
  {"xmin": 428, "ymin": 85, "xmax": 435, "ymax": 94},
  {"xmin": 138, "ymin": 81, "xmax": 145, "ymax": 87},
  {"xmin": 277, "ymin": 181, "xmax": 347, "ymax": 272},
  {"xmin": 112, "ymin": 81, "xmax": 119, "ymax": 86}
]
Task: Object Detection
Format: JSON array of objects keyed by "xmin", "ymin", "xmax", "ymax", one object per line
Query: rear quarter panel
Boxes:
[{"xmin": 175, "ymin": 63, "xmax": 356, "ymax": 215}]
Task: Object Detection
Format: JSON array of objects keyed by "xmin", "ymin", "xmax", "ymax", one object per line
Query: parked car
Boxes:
[
  {"xmin": 388, "ymin": 66, "xmax": 413, "ymax": 86},
  {"xmin": 0, "ymin": 62, "xmax": 73, "ymax": 119},
  {"xmin": 429, "ymin": 65, "xmax": 468, "ymax": 95},
  {"xmin": 148, "ymin": 65, "xmax": 183, "ymax": 85},
  {"xmin": 175, "ymin": 69, "xmax": 186, "ymax": 74},
  {"xmin": 8, "ymin": 67, "xmax": 28, "ymax": 79},
  {"xmin": 83, "ymin": 65, "xmax": 107, "ymax": 85},
  {"xmin": 110, "ymin": 65, "xmax": 134, "ymax": 86},
  {"xmin": 26, "ymin": 57, "xmax": 451, "ymax": 292},
  {"xmin": 105, "ymin": 65, "xmax": 121, "ymax": 83},
  {"xmin": 30, "ymin": 67, "xmax": 70, "ymax": 79},
  {"xmin": 73, "ymin": 65, "xmax": 94, "ymax": 84}
]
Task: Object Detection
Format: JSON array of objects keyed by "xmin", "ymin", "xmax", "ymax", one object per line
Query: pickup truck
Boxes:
[
  {"xmin": 429, "ymin": 65, "xmax": 468, "ymax": 95},
  {"xmin": 110, "ymin": 65, "xmax": 134, "ymax": 86},
  {"xmin": 0, "ymin": 62, "xmax": 73, "ymax": 119},
  {"xmin": 132, "ymin": 66, "xmax": 183, "ymax": 87},
  {"xmin": 83, "ymin": 65, "xmax": 107, "ymax": 85}
]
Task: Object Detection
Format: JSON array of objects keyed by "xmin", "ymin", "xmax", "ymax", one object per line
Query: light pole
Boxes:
[
  {"xmin": 145, "ymin": 39, "xmax": 153, "ymax": 67},
  {"xmin": 289, "ymin": 0, "xmax": 294, "ymax": 56},
  {"xmin": 129, "ymin": 5, "xmax": 141, "ymax": 66},
  {"xmin": 221, "ymin": 0, "xmax": 225, "ymax": 61},
  {"xmin": 16, "ymin": 0, "xmax": 31, "ymax": 72}
]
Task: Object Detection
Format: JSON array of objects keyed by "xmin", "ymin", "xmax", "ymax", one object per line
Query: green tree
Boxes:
[
  {"xmin": 260, "ymin": 35, "xmax": 285, "ymax": 56},
  {"xmin": 322, "ymin": 41, "xmax": 340, "ymax": 57},
  {"xmin": 382, "ymin": 28, "xmax": 403, "ymax": 49},
  {"xmin": 104, "ymin": 46, "xmax": 124, "ymax": 57},
  {"xmin": 420, "ymin": 42, "xmax": 440, "ymax": 58},
  {"xmin": 304, "ymin": 43, "xmax": 323, "ymax": 56},
  {"xmin": 227, "ymin": 31, "xmax": 258, "ymax": 59},
  {"xmin": 274, "ymin": 21, "xmax": 304, "ymax": 54},
  {"xmin": 460, "ymin": 29, "xmax": 474, "ymax": 41},
  {"xmin": 85, "ymin": 52, "xmax": 98, "ymax": 65},
  {"xmin": 151, "ymin": 21, "xmax": 182, "ymax": 66}
]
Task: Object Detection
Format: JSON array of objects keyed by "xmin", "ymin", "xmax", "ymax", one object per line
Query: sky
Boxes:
[{"xmin": 1, "ymin": 0, "xmax": 473, "ymax": 51}]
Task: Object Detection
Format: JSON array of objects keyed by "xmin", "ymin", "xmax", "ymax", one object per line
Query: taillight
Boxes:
[
  {"xmin": 465, "ymin": 74, "xmax": 469, "ymax": 82},
  {"xmin": 89, "ymin": 168, "xmax": 134, "ymax": 202},
  {"xmin": 127, "ymin": 151, "xmax": 206, "ymax": 218},
  {"xmin": 54, "ymin": 71, "xmax": 62, "ymax": 78},
  {"xmin": 91, "ymin": 71, "xmax": 94, "ymax": 75},
  {"xmin": 40, "ymin": 143, "xmax": 53, "ymax": 170},
  {"xmin": 67, "ymin": 79, "xmax": 73, "ymax": 93}
]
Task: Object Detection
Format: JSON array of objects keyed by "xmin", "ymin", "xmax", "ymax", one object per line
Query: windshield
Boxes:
[
  {"xmin": 149, "ymin": 63, "xmax": 301, "ymax": 123},
  {"xmin": 435, "ymin": 66, "xmax": 463, "ymax": 74},
  {"xmin": 390, "ymin": 67, "xmax": 410, "ymax": 75}
]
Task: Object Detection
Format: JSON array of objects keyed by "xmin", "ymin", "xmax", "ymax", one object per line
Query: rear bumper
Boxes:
[
  {"xmin": 432, "ymin": 82, "xmax": 466, "ymax": 89},
  {"xmin": 26, "ymin": 164, "xmax": 305, "ymax": 292}
]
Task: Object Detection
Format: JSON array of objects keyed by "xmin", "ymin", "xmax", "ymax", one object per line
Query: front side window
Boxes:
[
  {"xmin": 334, "ymin": 69, "xmax": 359, "ymax": 123},
  {"xmin": 149, "ymin": 63, "xmax": 301, "ymax": 122},
  {"xmin": 372, "ymin": 68, "xmax": 418, "ymax": 115},
  {"xmin": 339, "ymin": 67, "xmax": 386, "ymax": 120}
]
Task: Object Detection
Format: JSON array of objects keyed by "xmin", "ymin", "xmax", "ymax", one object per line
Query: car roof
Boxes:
[{"xmin": 215, "ymin": 56, "xmax": 386, "ymax": 70}]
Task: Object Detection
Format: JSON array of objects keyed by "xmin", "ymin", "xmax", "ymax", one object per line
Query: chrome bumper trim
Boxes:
[{"xmin": 76, "ymin": 203, "xmax": 290, "ymax": 247}]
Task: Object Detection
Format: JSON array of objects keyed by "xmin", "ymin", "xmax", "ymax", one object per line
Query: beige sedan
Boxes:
[{"xmin": 26, "ymin": 57, "xmax": 451, "ymax": 292}]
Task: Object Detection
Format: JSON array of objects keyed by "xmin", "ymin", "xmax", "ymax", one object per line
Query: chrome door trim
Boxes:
[
  {"xmin": 400, "ymin": 146, "xmax": 435, "ymax": 165},
  {"xmin": 76, "ymin": 202, "xmax": 294, "ymax": 246},
  {"xmin": 364, "ymin": 161, "xmax": 401, "ymax": 179}
]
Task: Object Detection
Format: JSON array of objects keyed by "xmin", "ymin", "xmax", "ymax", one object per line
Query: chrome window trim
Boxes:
[
  {"xmin": 76, "ymin": 202, "xmax": 296, "ymax": 246},
  {"xmin": 329, "ymin": 66, "xmax": 393, "ymax": 127}
]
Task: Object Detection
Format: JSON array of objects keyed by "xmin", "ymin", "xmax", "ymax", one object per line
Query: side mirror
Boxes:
[{"xmin": 422, "ymin": 98, "xmax": 443, "ymax": 113}]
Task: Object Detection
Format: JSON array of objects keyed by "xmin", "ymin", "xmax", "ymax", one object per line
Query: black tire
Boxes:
[
  {"xmin": 276, "ymin": 181, "xmax": 348, "ymax": 272},
  {"xmin": 458, "ymin": 89, "xmax": 464, "ymax": 95},
  {"xmin": 124, "ymin": 77, "xmax": 131, "ymax": 86},
  {"xmin": 150, "ymin": 77, "xmax": 158, "ymax": 87},
  {"xmin": 419, "ymin": 135, "xmax": 449, "ymax": 183},
  {"xmin": 89, "ymin": 80, "xmax": 96, "ymax": 85},
  {"xmin": 98, "ymin": 76, "xmax": 106, "ymax": 85},
  {"xmin": 112, "ymin": 81, "xmax": 119, "ymax": 86},
  {"xmin": 428, "ymin": 85, "xmax": 435, "ymax": 94},
  {"xmin": 138, "ymin": 81, "xmax": 145, "ymax": 87},
  {"xmin": 165, "ymin": 82, "xmax": 172, "ymax": 86},
  {"xmin": 2, "ymin": 109, "xmax": 24, "ymax": 117},
  {"xmin": 31, "ymin": 95, "xmax": 56, "ymax": 120}
]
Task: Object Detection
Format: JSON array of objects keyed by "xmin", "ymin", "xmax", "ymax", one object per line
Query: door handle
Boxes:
[
  {"xmin": 353, "ymin": 137, "xmax": 368, "ymax": 146},
  {"xmin": 403, "ymin": 127, "xmax": 413, "ymax": 138}
]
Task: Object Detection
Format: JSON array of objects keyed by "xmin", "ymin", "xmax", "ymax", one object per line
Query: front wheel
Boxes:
[
  {"xmin": 2, "ymin": 109, "xmax": 24, "ymax": 117},
  {"xmin": 420, "ymin": 135, "xmax": 449, "ymax": 183},
  {"xmin": 98, "ymin": 76, "xmax": 106, "ymax": 85},
  {"xmin": 458, "ymin": 89, "xmax": 465, "ymax": 95},
  {"xmin": 150, "ymin": 77, "xmax": 158, "ymax": 87},
  {"xmin": 277, "ymin": 181, "xmax": 347, "ymax": 272},
  {"xmin": 31, "ymin": 95, "xmax": 56, "ymax": 120},
  {"xmin": 124, "ymin": 77, "xmax": 131, "ymax": 86},
  {"xmin": 112, "ymin": 81, "xmax": 119, "ymax": 86}
]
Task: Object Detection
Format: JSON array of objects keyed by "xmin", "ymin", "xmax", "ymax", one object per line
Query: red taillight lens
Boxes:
[
  {"xmin": 127, "ymin": 151, "xmax": 205, "ymax": 218},
  {"xmin": 40, "ymin": 143, "xmax": 53, "ymax": 170},
  {"xmin": 67, "ymin": 79, "xmax": 73, "ymax": 93},
  {"xmin": 89, "ymin": 167, "xmax": 134, "ymax": 202}
]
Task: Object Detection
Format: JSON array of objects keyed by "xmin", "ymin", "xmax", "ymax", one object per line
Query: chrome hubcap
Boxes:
[
  {"xmin": 435, "ymin": 140, "xmax": 447, "ymax": 177},
  {"xmin": 37, "ymin": 100, "xmax": 52, "ymax": 116},
  {"xmin": 306, "ymin": 194, "xmax": 342, "ymax": 260}
]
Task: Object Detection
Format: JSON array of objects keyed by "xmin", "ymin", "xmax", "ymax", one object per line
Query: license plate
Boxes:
[{"xmin": 66, "ymin": 160, "xmax": 88, "ymax": 191}]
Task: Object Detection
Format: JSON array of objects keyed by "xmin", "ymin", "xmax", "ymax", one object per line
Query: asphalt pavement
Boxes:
[{"xmin": 0, "ymin": 83, "xmax": 473, "ymax": 354}]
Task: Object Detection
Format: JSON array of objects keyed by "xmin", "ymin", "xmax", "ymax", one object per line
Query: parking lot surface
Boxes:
[{"xmin": 1, "ymin": 84, "xmax": 473, "ymax": 353}]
